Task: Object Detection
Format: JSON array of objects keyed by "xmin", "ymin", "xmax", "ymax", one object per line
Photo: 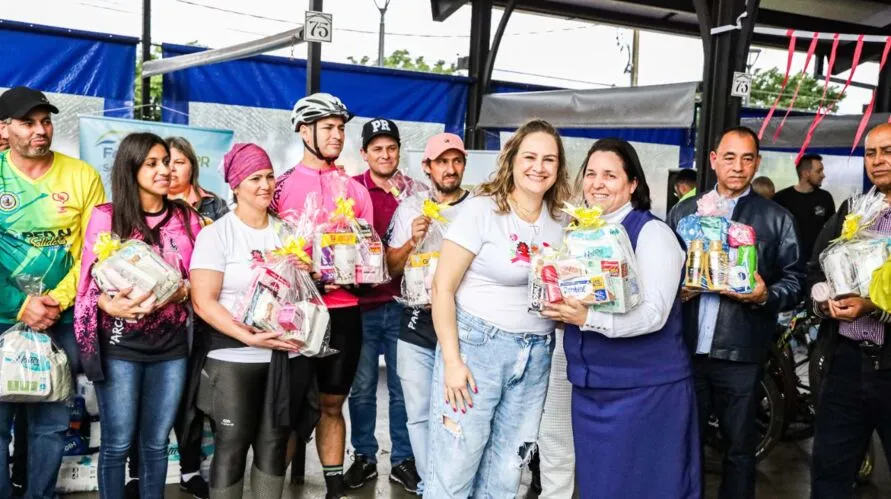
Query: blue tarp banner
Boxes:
[
  {"xmin": 79, "ymin": 116, "xmax": 234, "ymax": 199},
  {"xmin": 0, "ymin": 20, "xmax": 137, "ymax": 118},
  {"xmin": 162, "ymin": 43, "xmax": 470, "ymax": 135}
]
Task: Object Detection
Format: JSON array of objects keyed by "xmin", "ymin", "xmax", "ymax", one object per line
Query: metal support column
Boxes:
[
  {"xmin": 464, "ymin": 0, "xmax": 492, "ymax": 149},
  {"xmin": 693, "ymin": 0, "xmax": 760, "ymax": 192},
  {"xmin": 306, "ymin": 0, "xmax": 323, "ymax": 94},
  {"xmin": 141, "ymin": 0, "xmax": 151, "ymax": 120},
  {"xmin": 876, "ymin": 63, "xmax": 891, "ymax": 113}
]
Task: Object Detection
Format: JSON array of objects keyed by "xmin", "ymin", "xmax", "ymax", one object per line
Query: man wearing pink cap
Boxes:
[{"xmin": 385, "ymin": 132, "xmax": 470, "ymax": 493}]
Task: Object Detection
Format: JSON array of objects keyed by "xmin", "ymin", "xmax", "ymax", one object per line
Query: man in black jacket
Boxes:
[
  {"xmin": 808, "ymin": 123, "xmax": 891, "ymax": 499},
  {"xmin": 668, "ymin": 127, "xmax": 803, "ymax": 499}
]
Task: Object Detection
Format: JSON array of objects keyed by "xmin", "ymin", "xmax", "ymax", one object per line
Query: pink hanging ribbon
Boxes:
[
  {"xmin": 796, "ymin": 34, "xmax": 848, "ymax": 165},
  {"xmin": 851, "ymin": 37, "xmax": 891, "ymax": 152},
  {"xmin": 773, "ymin": 33, "xmax": 820, "ymax": 143},
  {"xmin": 758, "ymin": 30, "xmax": 797, "ymax": 140}
]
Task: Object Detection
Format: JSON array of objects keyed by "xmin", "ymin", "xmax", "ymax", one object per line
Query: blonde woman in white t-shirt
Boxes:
[{"xmin": 426, "ymin": 120, "xmax": 571, "ymax": 498}]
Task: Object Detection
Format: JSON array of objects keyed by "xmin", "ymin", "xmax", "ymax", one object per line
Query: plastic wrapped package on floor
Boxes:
[
  {"xmin": 56, "ymin": 454, "xmax": 99, "ymax": 493},
  {"xmin": 88, "ymin": 416, "xmax": 101, "ymax": 450},
  {"xmin": 200, "ymin": 418, "xmax": 214, "ymax": 481},
  {"xmin": 167, "ymin": 429, "xmax": 182, "ymax": 484},
  {"xmin": 76, "ymin": 374, "xmax": 99, "ymax": 416}
]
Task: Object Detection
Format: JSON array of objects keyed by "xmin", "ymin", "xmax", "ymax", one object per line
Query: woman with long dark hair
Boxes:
[
  {"xmin": 74, "ymin": 132, "xmax": 203, "ymax": 499},
  {"xmin": 542, "ymin": 138, "xmax": 700, "ymax": 498},
  {"xmin": 426, "ymin": 119, "xmax": 571, "ymax": 497}
]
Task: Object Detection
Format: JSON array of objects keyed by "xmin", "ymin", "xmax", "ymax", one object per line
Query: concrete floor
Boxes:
[{"xmin": 65, "ymin": 366, "xmax": 891, "ymax": 498}]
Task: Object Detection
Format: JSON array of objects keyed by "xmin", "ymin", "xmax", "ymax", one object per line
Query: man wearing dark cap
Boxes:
[
  {"xmin": 0, "ymin": 86, "xmax": 106, "ymax": 497},
  {"xmin": 344, "ymin": 118, "xmax": 420, "ymax": 492}
]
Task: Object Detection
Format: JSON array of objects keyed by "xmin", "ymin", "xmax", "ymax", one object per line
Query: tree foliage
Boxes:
[
  {"xmin": 135, "ymin": 42, "xmax": 202, "ymax": 121},
  {"xmin": 749, "ymin": 67, "xmax": 846, "ymax": 112},
  {"xmin": 134, "ymin": 46, "xmax": 164, "ymax": 121},
  {"xmin": 348, "ymin": 49, "xmax": 457, "ymax": 75}
]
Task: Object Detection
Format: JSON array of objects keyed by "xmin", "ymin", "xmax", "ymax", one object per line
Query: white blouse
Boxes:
[{"xmin": 580, "ymin": 202, "xmax": 685, "ymax": 338}]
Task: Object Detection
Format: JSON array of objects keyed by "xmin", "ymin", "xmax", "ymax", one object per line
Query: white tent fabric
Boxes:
[
  {"xmin": 742, "ymin": 113, "xmax": 891, "ymax": 149},
  {"xmin": 477, "ymin": 82, "xmax": 699, "ymax": 129}
]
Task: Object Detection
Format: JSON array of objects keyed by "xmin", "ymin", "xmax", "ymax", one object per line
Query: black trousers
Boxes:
[
  {"xmin": 811, "ymin": 338, "xmax": 891, "ymax": 499},
  {"xmin": 694, "ymin": 356, "xmax": 762, "ymax": 499}
]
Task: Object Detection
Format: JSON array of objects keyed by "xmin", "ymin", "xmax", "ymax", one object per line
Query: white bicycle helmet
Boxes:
[
  {"xmin": 290, "ymin": 92, "xmax": 352, "ymax": 165},
  {"xmin": 290, "ymin": 92, "xmax": 353, "ymax": 131}
]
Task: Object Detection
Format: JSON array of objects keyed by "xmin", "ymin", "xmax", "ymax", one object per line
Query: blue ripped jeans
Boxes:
[{"xmin": 425, "ymin": 309, "xmax": 553, "ymax": 499}]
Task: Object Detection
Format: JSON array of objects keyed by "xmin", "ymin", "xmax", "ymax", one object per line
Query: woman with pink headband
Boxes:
[{"xmin": 190, "ymin": 143, "xmax": 318, "ymax": 498}]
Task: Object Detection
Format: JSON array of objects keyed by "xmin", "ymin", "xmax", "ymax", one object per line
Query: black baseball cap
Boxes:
[
  {"xmin": 0, "ymin": 86, "xmax": 59, "ymax": 120},
  {"xmin": 361, "ymin": 118, "xmax": 400, "ymax": 150}
]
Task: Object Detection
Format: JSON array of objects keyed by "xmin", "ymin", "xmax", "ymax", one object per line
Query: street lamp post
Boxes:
[{"xmin": 375, "ymin": 0, "xmax": 392, "ymax": 67}]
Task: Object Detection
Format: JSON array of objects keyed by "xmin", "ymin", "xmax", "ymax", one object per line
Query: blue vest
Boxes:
[{"xmin": 563, "ymin": 209, "xmax": 692, "ymax": 389}]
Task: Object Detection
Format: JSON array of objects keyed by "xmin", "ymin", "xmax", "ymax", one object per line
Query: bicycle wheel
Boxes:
[
  {"xmin": 755, "ymin": 372, "xmax": 785, "ymax": 461},
  {"xmin": 769, "ymin": 335, "xmax": 797, "ymax": 433},
  {"xmin": 856, "ymin": 440, "xmax": 875, "ymax": 485}
]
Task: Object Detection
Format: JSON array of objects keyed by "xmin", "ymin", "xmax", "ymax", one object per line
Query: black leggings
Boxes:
[{"xmin": 197, "ymin": 356, "xmax": 314, "ymax": 489}]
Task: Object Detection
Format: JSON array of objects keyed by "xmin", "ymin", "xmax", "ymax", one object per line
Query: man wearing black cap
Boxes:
[
  {"xmin": 0, "ymin": 86, "xmax": 106, "ymax": 498},
  {"xmin": 344, "ymin": 118, "xmax": 420, "ymax": 492}
]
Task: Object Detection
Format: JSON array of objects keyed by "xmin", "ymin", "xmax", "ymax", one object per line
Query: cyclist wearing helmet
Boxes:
[{"xmin": 271, "ymin": 92, "xmax": 373, "ymax": 499}]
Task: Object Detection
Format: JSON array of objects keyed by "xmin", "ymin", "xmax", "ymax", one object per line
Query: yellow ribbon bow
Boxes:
[
  {"xmin": 93, "ymin": 232, "xmax": 121, "ymax": 262},
  {"xmin": 422, "ymin": 199, "xmax": 448, "ymax": 224},
  {"xmin": 331, "ymin": 197, "xmax": 357, "ymax": 222},
  {"xmin": 272, "ymin": 236, "xmax": 312, "ymax": 264},
  {"xmin": 839, "ymin": 213, "xmax": 863, "ymax": 241},
  {"xmin": 561, "ymin": 202, "xmax": 605, "ymax": 230}
]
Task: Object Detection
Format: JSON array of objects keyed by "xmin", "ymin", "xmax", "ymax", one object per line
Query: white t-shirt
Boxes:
[
  {"xmin": 387, "ymin": 192, "xmax": 472, "ymax": 248},
  {"xmin": 445, "ymin": 195, "xmax": 566, "ymax": 333},
  {"xmin": 190, "ymin": 212, "xmax": 298, "ymax": 363}
]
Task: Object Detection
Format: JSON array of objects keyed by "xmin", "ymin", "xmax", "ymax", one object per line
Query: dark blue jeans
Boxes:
[
  {"xmin": 0, "ymin": 322, "xmax": 80, "ymax": 499},
  {"xmin": 348, "ymin": 302, "xmax": 412, "ymax": 465},
  {"xmin": 693, "ymin": 356, "xmax": 761, "ymax": 499},
  {"xmin": 95, "ymin": 357, "xmax": 187, "ymax": 499},
  {"xmin": 811, "ymin": 339, "xmax": 891, "ymax": 499}
]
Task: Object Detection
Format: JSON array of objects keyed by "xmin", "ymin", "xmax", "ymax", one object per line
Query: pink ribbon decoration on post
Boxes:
[
  {"xmin": 851, "ymin": 37, "xmax": 891, "ymax": 152},
  {"xmin": 773, "ymin": 32, "xmax": 820, "ymax": 143},
  {"xmin": 795, "ymin": 34, "xmax": 843, "ymax": 165},
  {"xmin": 758, "ymin": 30, "xmax": 797, "ymax": 140}
]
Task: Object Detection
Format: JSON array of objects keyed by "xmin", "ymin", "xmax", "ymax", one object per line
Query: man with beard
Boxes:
[
  {"xmin": 774, "ymin": 154, "xmax": 836, "ymax": 265},
  {"xmin": 385, "ymin": 133, "xmax": 470, "ymax": 495},
  {"xmin": 344, "ymin": 118, "xmax": 420, "ymax": 492},
  {"xmin": 0, "ymin": 86, "xmax": 106, "ymax": 498}
]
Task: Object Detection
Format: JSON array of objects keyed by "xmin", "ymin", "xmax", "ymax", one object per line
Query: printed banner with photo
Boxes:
[{"xmin": 78, "ymin": 116, "xmax": 235, "ymax": 200}]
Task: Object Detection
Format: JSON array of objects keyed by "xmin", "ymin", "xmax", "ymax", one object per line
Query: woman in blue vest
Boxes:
[{"xmin": 543, "ymin": 138, "xmax": 701, "ymax": 499}]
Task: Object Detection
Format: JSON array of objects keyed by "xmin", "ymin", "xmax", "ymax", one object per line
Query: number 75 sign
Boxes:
[{"xmin": 304, "ymin": 11, "xmax": 333, "ymax": 43}]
